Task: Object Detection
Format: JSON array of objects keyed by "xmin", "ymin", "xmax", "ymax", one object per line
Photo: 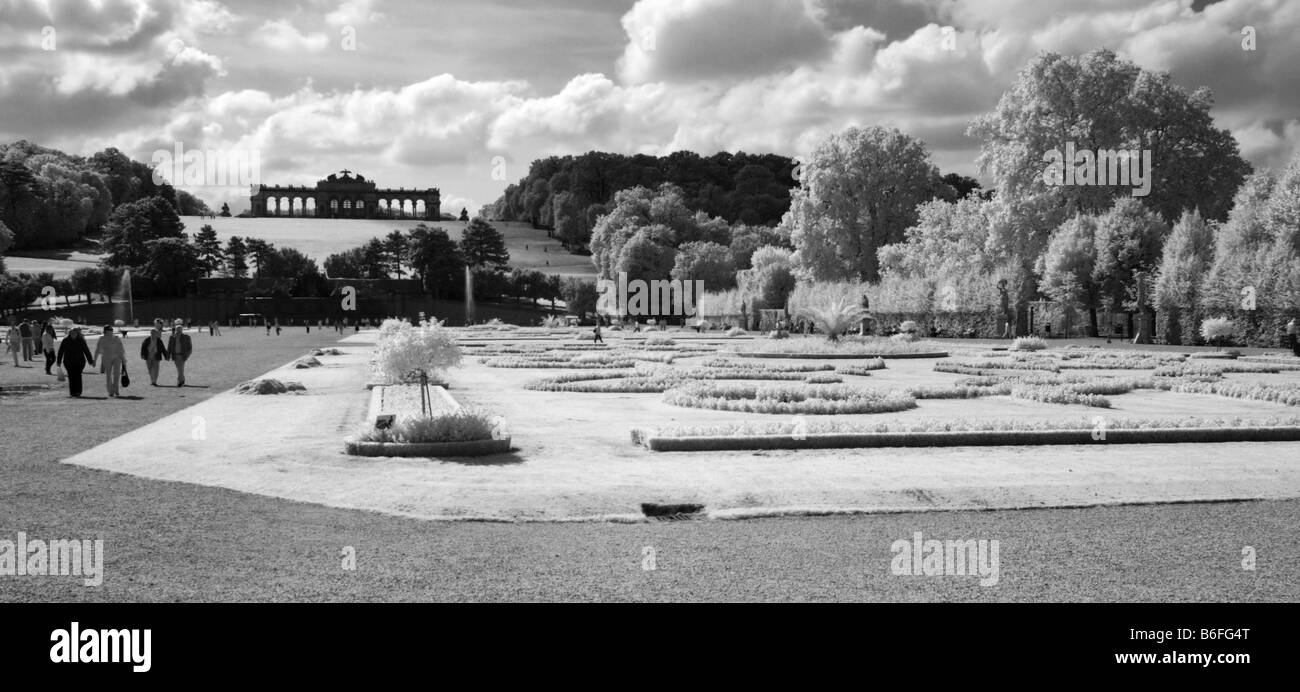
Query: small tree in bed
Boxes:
[{"xmin": 374, "ymin": 319, "xmax": 462, "ymax": 415}]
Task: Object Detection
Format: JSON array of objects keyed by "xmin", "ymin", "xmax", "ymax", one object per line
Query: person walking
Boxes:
[
  {"xmin": 140, "ymin": 327, "xmax": 170, "ymax": 386},
  {"xmin": 6, "ymin": 321, "xmax": 21, "ymax": 366},
  {"xmin": 1287, "ymin": 317, "xmax": 1298, "ymax": 357},
  {"xmin": 93, "ymin": 325, "xmax": 127, "ymax": 398},
  {"xmin": 41, "ymin": 321, "xmax": 57, "ymax": 374},
  {"xmin": 55, "ymin": 328, "xmax": 94, "ymax": 397},
  {"xmin": 275, "ymin": 319, "xmax": 282, "ymax": 336},
  {"xmin": 19, "ymin": 320, "xmax": 34, "ymax": 361},
  {"xmin": 168, "ymin": 324, "xmax": 193, "ymax": 387},
  {"xmin": 593, "ymin": 321, "xmax": 603, "ymax": 344},
  {"xmin": 266, "ymin": 319, "xmax": 271, "ymax": 336}
]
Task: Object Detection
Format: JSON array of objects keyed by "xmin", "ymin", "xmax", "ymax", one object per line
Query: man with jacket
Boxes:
[
  {"xmin": 140, "ymin": 327, "xmax": 170, "ymax": 386},
  {"xmin": 56, "ymin": 328, "xmax": 94, "ymax": 397},
  {"xmin": 168, "ymin": 325, "xmax": 193, "ymax": 386}
]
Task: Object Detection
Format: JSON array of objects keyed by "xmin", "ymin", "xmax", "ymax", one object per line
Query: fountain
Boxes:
[
  {"xmin": 110, "ymin": 268, "xmax": 135, "ymax": 327},
  {"xmin": 464, "ymin": 266, "xmax": 475, "ymax": 325}
]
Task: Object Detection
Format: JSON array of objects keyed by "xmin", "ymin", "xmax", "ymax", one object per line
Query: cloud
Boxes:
[
  {"xmin": 252, "ymin": 19, "xmax": 330, "ymax": 53},
  {"xmin": 617, "ymin": 0, "xmax": 833, "ymax": 84},
  {"xmin": 325, "ymin": 0, "xmax": 384, "ymax": 27}
]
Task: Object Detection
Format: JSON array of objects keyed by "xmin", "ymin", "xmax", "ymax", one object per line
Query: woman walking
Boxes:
[
  {"xmin": 140, "ymin": 327, "xmax": 170, "ymax": 386},
  {"xmin": 93, "ymin": 325, "xmax": 127, "ymax": 398},
  {"xmin": 56, "ymin": 328, "xmax": 94, "ymax": 397},
  {"xmin": 5, "ymin": 321, "xmax": 21, "ymax": 366},
  {"xmin": 41, "ymin": 321, "xmax": 57, "ymax": 374}
]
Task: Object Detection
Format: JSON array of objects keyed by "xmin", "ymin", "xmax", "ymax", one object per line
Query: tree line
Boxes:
[{"xmin": 0, "ymin": 141, "xmax": 210, "ymax": 250}]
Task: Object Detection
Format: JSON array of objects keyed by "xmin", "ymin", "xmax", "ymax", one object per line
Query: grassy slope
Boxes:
[
  {"xmin": 3, "ymin": 218, "xmax": 597, "ymax": 280},
  {"xmin": 1, "ymin": 329, "xmax": 1295, "ymax": 601}
]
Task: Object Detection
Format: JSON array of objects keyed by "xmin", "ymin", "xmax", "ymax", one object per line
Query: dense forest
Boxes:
[
  {"xmin": 483, "ymin": 151, "xmax": 801, "ymax": 253},
  {"xmin": 0, "ymin": 140, "xmax": 210, "ymax": 250}
]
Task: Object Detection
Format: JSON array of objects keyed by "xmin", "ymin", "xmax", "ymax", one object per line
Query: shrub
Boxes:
[
  {"xmin": 1200, "ymin": 316, "xmax": 1235, "ymax": 346},
  {"xmin": 936, "ymin": 359, "xmax": 1059, "ymax": 373},
  {"xmin": 737, "ymin": 336, "xmax": 944, "ymax": 356},
  {"xmin": 836, "ymin": 359, "xmax": 887, "ymax": 375},
  {"xmin": 663, "ymin": 381, "xmax": 917, "ymax": 415},
  {"xmin": 378, "ymin": 318, "xmax": 412, "ymax": 341},
  {"xmin": 726, "ymin": 327, "xmax": 746, "ymax": 337},
  {"xmin": 1010, "ymin": 384, "xmax": 1112, "ymax": 408},
  {"xmin": 803, "ymin": 373, "xmax": 843, "ymax": 384},
  {"xmin": 356, "ymin": 406, "xmax": 501, "ymax": 443},
  {"xmin": 1152, "ymin": 380, "xmax": 1300, "ymax": 406},
  {"xmin": 898, "ymin": 320, "xmax": 918, "ymax": 334},
  {"xmin": 644, "ymin": 334, "xmax": 677, "ymax": 346},
  {"xmin": 1010, "ymin": 336, "xmax": 1047, "ymax": 352},
  {"xmin": 905, "ymin": 384, "xmax": 1011, "ymax": 398},
  {"xmin": 890, "ymin": 332, "xmax": 917, "ymax": 343},
  {"xmin": 540, "ymin": 315, "xmax": 566, "ymax": 328}
]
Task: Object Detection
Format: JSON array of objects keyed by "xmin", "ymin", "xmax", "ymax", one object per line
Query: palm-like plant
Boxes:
[{"xmin": 795, "ymin": 296, "xmax": 866, "ymax": 341}]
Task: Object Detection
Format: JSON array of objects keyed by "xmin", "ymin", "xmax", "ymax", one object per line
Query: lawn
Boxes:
[
  {"xmin": 39, "ymin": 326, "xmax": 1300, "ymax": 525},
  {"xmin": 4, "ymin": 326, "xmax": 1299, "ymax": 601}
]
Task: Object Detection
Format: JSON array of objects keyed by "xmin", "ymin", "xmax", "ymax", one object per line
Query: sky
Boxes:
[{"xmin": 0, "ymin": 0, "xmax": 1297, "ymax": 215}]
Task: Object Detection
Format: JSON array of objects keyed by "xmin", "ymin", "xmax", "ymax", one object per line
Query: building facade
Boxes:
[{"xmin": 249, "ymin": 170, "xmax": 440, "ymax": 220}]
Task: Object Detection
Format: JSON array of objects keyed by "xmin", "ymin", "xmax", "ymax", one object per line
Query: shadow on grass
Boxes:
[{"xmin": 435, "ymin": 449, "xmax": 526, "ymax": 466}]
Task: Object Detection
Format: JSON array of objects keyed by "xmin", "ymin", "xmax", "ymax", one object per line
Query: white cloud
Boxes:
[
  {"xmin": 252, "ymin": 19, "xmax": 330, "ymax": 53},
  {"xmin": 325, "ymin": 0, "xmax": 384, "ymax": 27}
]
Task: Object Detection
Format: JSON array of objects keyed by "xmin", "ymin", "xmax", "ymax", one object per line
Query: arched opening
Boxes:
[
  {"xmin": 329, "ymin": 198, "xmax": 339, "ymax": 217},
  {"xmin": 415, "ymin": 199, "xmax": 426, "ymax": 218}
]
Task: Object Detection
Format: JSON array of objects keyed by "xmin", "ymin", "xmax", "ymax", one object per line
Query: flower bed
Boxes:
[
  {"xmin": 935, "ymin": 358, "xmax": 1060, "ymax": 374},
  {"xmin": 663, "ymin": 381, "xmax": 917, "ymax": 414},
  {"xmin": 836, "ymin": 358, "xmax": 887, "ymax": 375},
  {"xmin": 1151, "ymin": 379, "xmax": 1300, "ymax": 406},
  {"xmin": 732, "ymin": 336, "xmax": 949, "ymax": 358},
  {"xmin": 1009, "ymin": 384, "xmax": 1111, "ymax": 408},
  {"xmin": 631, "ymin": 416, "xmax": 1300, "ymax": 451}
]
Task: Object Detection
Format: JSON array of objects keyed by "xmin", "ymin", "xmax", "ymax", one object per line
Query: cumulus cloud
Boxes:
[
  {"xmin": 252, "ymin": 19, "xmax": 330, "ymax": 52},
  {"xmin": 617, "ymin": 0, "xmax": 833, "ymax": 84}
]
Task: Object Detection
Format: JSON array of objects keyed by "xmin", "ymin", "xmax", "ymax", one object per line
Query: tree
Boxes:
[
  {"xmin": 101, "ymin": 196, "xmax": 185, "ymax": 267},
  {"xmin": 261, "ymin": 247, "xmax": 327, "ymax": 296},
  {"xmin": 671, "ymin": 241, "xmax": 736, "ymax": 291},
  {"xmin": 69, "ymin": 266, "xmax": 101, "ymax": 303},
  {"xmin": 784, "ymin": 126, "xmax": 943, "ymax": 282},
  {"xmin": 244, "ymin": 238, "xmax": 273, "ymax": 278},
  {"xmin": 615, "ymin": 227, "xmax": 676, "ymax": 287},
  {"xmin": 373, "ymin": 320, "xmax": 463, "ymax": 415},
  {"xmin": 361, "ymin": 238, "xmax": 390, "ymax": 279},
  {"xmin": 729, "ymin": 223, "xmax": 790, "ymax": 270},
  {"xmin": 746, "ymin": 245, "xmax": 797, "ymax": 310},
  {"xmin": 969, "ymin": 49, "xmax": 1250, "ymax": 227},
  {"xmin": 141, "ymin": 237, "xmax": 203, "ymax": 297},
  {"xmin": 1092, "ymin": 197, "xmax": 1169, "ymax": 342},
  {"xmin": 1038, "ymin": 214, "xmax": 1102, "ymax": 336},
  {"xmin": 561, "ymin": 277, "xmax": 598, "ymax": 317},
  {"xmin": 324, "ymin": 247, "xmax": 366, "ymax": 279},
  {"xmin": 459, "ymin": 218, "xmax": 510, "ymax": 272},
  {"xmin": 219, "ymin": 203, "xmax": 232, "ymax": 217},
  {"xmin": 1153, "ymin": 210, "xmax": 1215, "ymax": 344},
  {"xmin": 224, "ymin": 236, "xmax": 248, "ymax": 278},
  {"xmin": 384, "ymin": 230, "xmax": 409, "ymax": 279},
  {"xmin": 193, "ymin": 224, "xmax": 225, "ymax": 277},
  {"xmin": 405, "ymin": 224, "xmax": 462, "ymax": 298},
  {"xmin": 0, "ymin": 220, "xmax": 11, "ymax": 274}
]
